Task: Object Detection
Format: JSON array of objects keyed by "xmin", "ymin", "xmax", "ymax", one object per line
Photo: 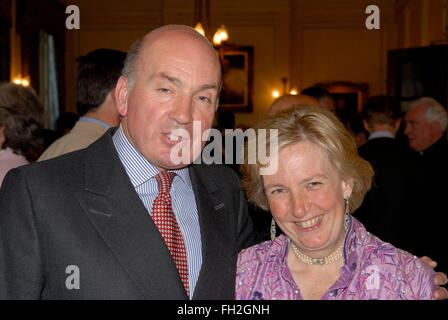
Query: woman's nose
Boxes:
[{"xmin": 291, "ymin": 193, "xmax": 308, "ymax": 218}]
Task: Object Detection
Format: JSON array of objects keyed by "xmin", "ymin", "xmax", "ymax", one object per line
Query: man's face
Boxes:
[
  {"xmin": 116, "ymin": 33, "xmax": 221, "ymax": 170},
  {"xmin": 404, "ymin": 105, "xmax": 440, "ymax": 152}
]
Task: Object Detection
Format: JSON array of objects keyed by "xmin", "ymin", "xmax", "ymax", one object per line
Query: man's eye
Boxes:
[
  {"xmin": 158, "ymin": 88, "xmax": 171, "ymax": 93},
  {"xmin": 198, "ymin": 96, "xmax": 211, "ymax": 104}
]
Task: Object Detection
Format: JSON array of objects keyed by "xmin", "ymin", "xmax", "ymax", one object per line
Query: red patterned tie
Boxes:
[{"xmin": 151, "ymin": 171, "xmax": 189, "ymax": 295}]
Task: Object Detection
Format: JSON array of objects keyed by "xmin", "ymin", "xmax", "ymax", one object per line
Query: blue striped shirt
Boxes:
[{"xmin": 112, "ymin": 126, "xmax": 202, "ymax": 298}]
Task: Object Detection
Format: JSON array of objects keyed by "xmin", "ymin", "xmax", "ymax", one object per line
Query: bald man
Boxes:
[
  {"xmin": 0, "ymin": 25, "xmax": 256, "ymax": 299},
  {"xmin": 268, "ymin": 94, "xmax": 320, "ymax": 116}
]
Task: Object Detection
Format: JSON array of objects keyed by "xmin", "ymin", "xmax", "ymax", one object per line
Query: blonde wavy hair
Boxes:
[{"xmin": 241, "ymin": 105, "xmax": 374, "ymax": 213}]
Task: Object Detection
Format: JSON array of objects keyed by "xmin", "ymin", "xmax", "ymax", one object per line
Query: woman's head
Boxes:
[
  {"xmin": 241, "ymin": 106, "xmax": 373, "ymax": 252},
  {"xmin": 0, "ymin": 105, "xmax": 44, "ymax": 162},
  {"xmin": 0, "ymin": 83, "xmax": 44, "ymax": 126},
  {"xmin": 242, "ymin": 105, "xmax": 373, "ymax": 212}
]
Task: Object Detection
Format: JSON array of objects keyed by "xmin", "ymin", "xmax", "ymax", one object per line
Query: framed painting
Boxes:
[
  {"xmin": 316, "ymin": 81, "xmax": 369, "ymax": 127},
  {"xmin": 219, "ymin": 45, "xmax": 253, "ymax": 112}
]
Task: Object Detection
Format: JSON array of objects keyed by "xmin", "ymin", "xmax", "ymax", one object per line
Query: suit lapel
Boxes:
[
  {"xmin": 74, "ymin": 130, "xmax": 188, "ymax": 299},
  {"xmin": 189, "ymin": 165, "xmax": 236, "ymax": 299}
]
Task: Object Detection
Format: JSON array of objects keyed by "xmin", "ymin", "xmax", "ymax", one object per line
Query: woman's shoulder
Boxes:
[
  {"xmin": 351, "ymin": 218, "xmax": 429, "ymax": 270},
  {"xmin": 237, "ymin": 235, "xmax": 288, "ymax": 267},
  {"xmin": 349, "ymin": 218, "xmax": 435, "ymax": 299}
]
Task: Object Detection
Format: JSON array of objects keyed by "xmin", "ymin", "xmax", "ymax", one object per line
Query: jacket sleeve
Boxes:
[{"xmin": 0, "ymin": 168, "xmax": 44, "ymax": 299}]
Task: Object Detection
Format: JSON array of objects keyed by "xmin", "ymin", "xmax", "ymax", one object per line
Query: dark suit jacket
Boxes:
[
  {"xmin": 0, "ymin": 129, "xmax": 257, "ymax": 299},
  {"xmin": 413, "ymin": 137, "xmax": 448, "ymax": 272},
  {"xmin": 356, "ymin": 137, "xmax": 421, "ymax": 253}
]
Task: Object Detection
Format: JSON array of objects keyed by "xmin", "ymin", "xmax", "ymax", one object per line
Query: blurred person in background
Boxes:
[
  {"xmin": 404, "ymin": 97, "xmax": 448, "ymax": 272},
  {"xmin": 301, "ymin": 86, "xmax": 336, "ymax": 114},
  {"xmin": 55, "ymin": 112, "xmax": 79, "ymax": 138},
  {"xmin": 355, "ymin": 95, "xmax": 420, "ymax": 254},
  {"xmin": 268, "ymin": 94, "xmax": 320, "ymax": 116},
  {"xmin": 0, "ymin": 104, "xmax": 43, "ymax": 185},
  {"xmin": 0, "ymin": 83, "xmax": 44, "ymax": 126},
  {"xmin": 39, "ymin": 49, "xmax": 126, "ymax": 161}
]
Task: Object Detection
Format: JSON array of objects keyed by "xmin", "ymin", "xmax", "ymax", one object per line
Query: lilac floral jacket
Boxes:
[{"xmin": 236, "ymin": 217, "xmax": 435, "ymax": 300}]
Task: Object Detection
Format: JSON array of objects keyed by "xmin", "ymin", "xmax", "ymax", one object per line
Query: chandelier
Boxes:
[{"xmin": 193, "ymin": 0, "xmax": 229, "ymax": 46}]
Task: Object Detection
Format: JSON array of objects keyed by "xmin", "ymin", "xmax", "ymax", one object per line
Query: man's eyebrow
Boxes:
[
  {"xmin": 152, "ymin": 72, "xmax": 182, "ymax": 86},
  {"xmin": 198, "ymin": 83, "xmax": 219, "ymax": 91},
  {"xmin": 152, "ymin": 73, "xmax": 219, "ymax": 91}
]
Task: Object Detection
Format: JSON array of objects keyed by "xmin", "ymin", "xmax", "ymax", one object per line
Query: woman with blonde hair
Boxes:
[{"xmin": 236, "ymin": 106, "xmax": 435, "ymax": 300}]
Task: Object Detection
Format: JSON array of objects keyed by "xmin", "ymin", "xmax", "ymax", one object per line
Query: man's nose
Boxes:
[
  {"xmin": 404, "ymin": 122, "xmax": 412, "ymax": 135},
  {"xmin": 170, "ymin": 96, "xmax": 194, "ymax": 125}
]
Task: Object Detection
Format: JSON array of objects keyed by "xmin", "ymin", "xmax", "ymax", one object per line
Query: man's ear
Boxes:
[
  {"xmin": 362, "ymin": 120, "xmax": 372, "ymax": 134},
  {"xmin": 115, "ymin": 76, "xmax": 129, "ymax": 117},
  {"xmin": 393, "ymin": 118, "xmax": 402, "ymax": 132}
]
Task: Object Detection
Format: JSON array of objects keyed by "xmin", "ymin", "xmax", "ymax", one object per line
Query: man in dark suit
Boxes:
[
  {"xmin": 404, "ymin": 97, "xmax": 448, "ymax": 273},
  {"xmin": 0, "ymin": 25, "xmax": 256, "ymax": 299},
  {"xmin": 355, "ymin": 95, "xmax": 420, "ymax": 254}
]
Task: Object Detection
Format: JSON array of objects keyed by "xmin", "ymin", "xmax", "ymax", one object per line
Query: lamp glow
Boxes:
[
  {"xmin": 194, "ymin": 22, "xmax": 205, "ymax": 37},
  {"xmin": 213, "ymin": 32, "xmax": 222, "ymax": 45}
]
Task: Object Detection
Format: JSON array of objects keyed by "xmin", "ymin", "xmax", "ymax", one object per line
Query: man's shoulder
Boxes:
[
  {"xmin": 359, "ymin": 138, "xmax": 416, "ymax": 163},
  {"xmin": 26, "ymin": 130, "xmax": 114, "ymax": 178},
  {"xmin": 39, "ymin": 124, "xmax": 107, "ymax": 161}
]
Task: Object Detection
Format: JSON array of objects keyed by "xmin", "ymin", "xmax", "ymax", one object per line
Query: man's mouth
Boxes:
[{"xmin": 167, "ymin": 133, "xmax": 183, "ymax": 141}]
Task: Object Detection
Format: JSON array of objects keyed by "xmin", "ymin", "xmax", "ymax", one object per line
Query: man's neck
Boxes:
[
  {"xmin": 368, "ymin": 130, "xmax": 395, "ymax": 140},
  {"xmin": 83, "ymin": 104, "xmax": 118, "ymax": 127}
]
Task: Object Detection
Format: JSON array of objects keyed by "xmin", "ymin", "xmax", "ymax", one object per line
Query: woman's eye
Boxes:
[
  {"xmin": 270, "ymin": 188, "xmax": 284, "ymax": 195},
  {"xmin": 308, "ymin": 182, "xmax": 322, "ymax": 188}
]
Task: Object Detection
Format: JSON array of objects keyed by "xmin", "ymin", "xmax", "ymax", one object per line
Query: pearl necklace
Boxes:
[{"xmin": 290, "ymin": 241, "xmax": 343, "ymax": 265}]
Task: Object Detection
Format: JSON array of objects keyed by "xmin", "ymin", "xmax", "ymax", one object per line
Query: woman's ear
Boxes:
[
  {"xmin": 115, "ymin": 76, "xmax": 129, "ymax": 117},
  {"xmin": 342, "ymin": 178, "xmax": 354, "ymax": 199}
]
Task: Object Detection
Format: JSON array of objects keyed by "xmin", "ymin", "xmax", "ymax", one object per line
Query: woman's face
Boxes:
[{"xmin": 263, "ymin": 141, "xmax": 353, "ymax": 255}]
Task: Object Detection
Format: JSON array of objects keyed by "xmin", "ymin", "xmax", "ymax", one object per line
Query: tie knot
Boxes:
[{"xmin": 155, "ymin": 171, "xmax": 176, "ymax": 194}]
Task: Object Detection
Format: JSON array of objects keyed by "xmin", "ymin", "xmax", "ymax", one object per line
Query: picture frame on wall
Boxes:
[
  {"xmin": 219, "ymin": 45, "xmax": 253, "ymax": 112},
  {"xmin": 316, "ymin": 81, "xmax": 369, "ymax": 127}
]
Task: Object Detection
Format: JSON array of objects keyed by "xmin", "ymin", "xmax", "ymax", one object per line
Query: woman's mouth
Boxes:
[{"xmin": 295, "ymin": 215, "xmax": 324, "ymax": 231}]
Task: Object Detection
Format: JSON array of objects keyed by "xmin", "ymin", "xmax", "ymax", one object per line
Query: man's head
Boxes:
[
  {"xmin": 404, "ymin": 97, "xmax": 447, "ymax": 152},
  {"xmin": 301, "ymin": 86, "xmax": 336, "ymax": 113},
  {"xmin": 115, "ymin": 25, "xmax": 221, "ymax": 171},
  {"xmin": 362, "ymin": 95, "xmax": 402, "ymax": 135},
  {"xmin": 268, "ymin": 94, "xmax": 320, "ymax": 116},
  {"xmin": 76, "ymin": 49, "xmax": 126, "ymax": 119}
]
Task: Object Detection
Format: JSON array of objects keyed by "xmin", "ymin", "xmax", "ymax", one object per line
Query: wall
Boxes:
[
  {"xmin": 290, "ymin": 0, "xmax": 397, "ymax": 100},
  {"xmin": 59, "ymin": 0, "xmax": 291, "ymax": 127},
  {"xmin": 394, "ymin": 0, "xmax": 446, "ymax": 49},
  {"xmin": 58, "ymin": 0, "xmax": 447, "ymax": 127}
]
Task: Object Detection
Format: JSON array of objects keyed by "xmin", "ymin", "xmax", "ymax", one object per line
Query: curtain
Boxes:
[{"xmin": 39, "ymin": 30, "xmax": 59, "ymax": 129}]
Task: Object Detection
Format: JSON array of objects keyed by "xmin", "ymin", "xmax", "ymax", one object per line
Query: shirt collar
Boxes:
[
  {"xmin": 112, "ymin": 125, "xmax": 192, "ymax": 190},
  {"xmin": 79, "ymin": 116, "xmax": 111, "ymax": 130},
  {"xmin": 368, "ymin": 130, "xmax": 395, "ymax": 140}
]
